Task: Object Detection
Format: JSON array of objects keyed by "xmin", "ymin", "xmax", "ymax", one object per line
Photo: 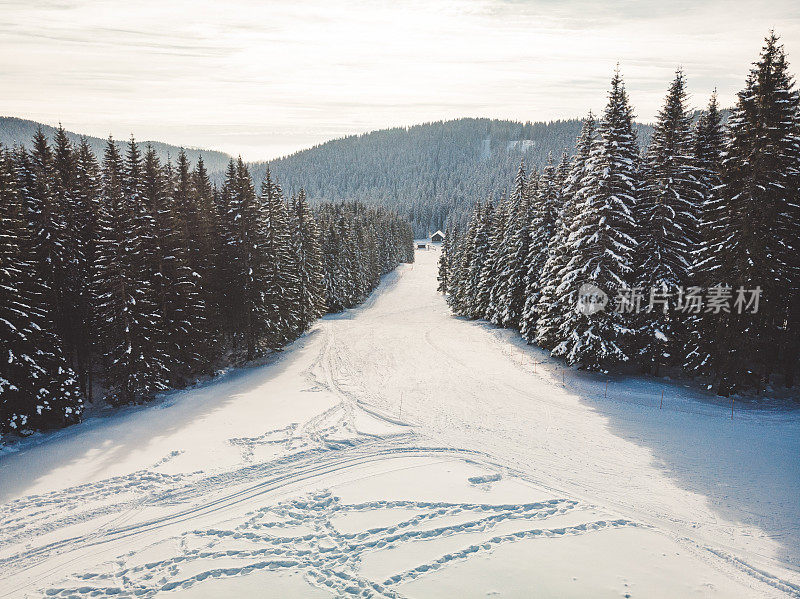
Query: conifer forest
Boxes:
[
  {"xmin": 439, "ymin": 34, "xmax": 800, "ymax": 396},
  {"xmin": 0, "ymin": 134, "xmax": 413, "ymax": 435}
]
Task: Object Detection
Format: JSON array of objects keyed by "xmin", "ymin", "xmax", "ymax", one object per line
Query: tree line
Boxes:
[
  {"xmin": 439, "ymin": 33, "xmax": 799, "ymax": 396},
  {"xmin": 1, "ymin": 133, "xmax": 413, "ymax": 437}
]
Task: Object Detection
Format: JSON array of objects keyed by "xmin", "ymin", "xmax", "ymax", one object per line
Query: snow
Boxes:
[{"xmin": 1, "ymin": 248, "xmax": 799, "ymax": 597}]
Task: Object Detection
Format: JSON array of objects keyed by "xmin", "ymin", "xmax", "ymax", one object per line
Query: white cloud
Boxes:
[{"xmin": 2, "ymin": 0, "xmax": 799, "ymax": 160}]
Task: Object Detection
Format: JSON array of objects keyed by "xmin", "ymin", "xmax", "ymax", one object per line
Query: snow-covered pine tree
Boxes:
[
  {"xmin": 436, "ymin": 226, "xmax": 451, "ymax": 293},
  {"xmin": 50, "ymin": 126, "xmax": 84, "ymax": 372},
  {"xmin": 332, "ymin": 212, "xmax": 354, "ymax": 309},
  {"xmin": 260, "ymin": 168, "xmax": 299, "ymax": 347},
  {"xmin": 358, "ymin": 216, "xmax": 381, "ymax": 295},
  {"xmin": 319, "ymin": 211, "xmax": 341, "ymax": 312},
  {"xmin": 94, "ymin": 138, "xmax": 168, "ymax": 404},
  {"xmin": 481, "ymin": 197, "xmax": 508, "ymax": 323},
  {"xmin": 520, "ymin": 153, "xmax": 558, "ymax": 342},
  {"xmin": 497, "ymin": 161, "xmax": 531, "ymax": 329},
  {"xmin": 552, "ymin": 71, "xmax": 641, "ymax": 370},
  {"xmin": 444, "ymin": 228, "xmax": 467, "ymax": 311},
  {"xmin": 449, "ymin": 202, "xmax": 482, "ymax": 317},
  {"xmin": 289, "ymin": 188, "xmax": 326, "ymax": 332},
  {"xmin": 636, "ymin": 70, "xmax": 703, "ymax": 373},
  {"xmin": 524, "ymin": 166, "xmax": 539, "ymax": 203},
  {"xmin": 535, "ymin": 119, "xmax": 597, "ymax": 351},
  {"xmin": 72, "ymin": 138, "xmax": 102, "ymax": 398},
  {"xmin": 26, "ymin": 130, "xmax": 71, "ymax": 352},
  {"xmin": 192, "ymin": 155, "xmax": 225, "ymax": 353},
  {"xmin": 466, "ymin": 201, "xmax": 494, "ymax": 319},
  {"xmin": 684, "ymin": 93, "xmax": 726, "ymax": 377},
  {"xmin": 1, "ymin": 147, "xmax": 83, "ymax": 435},
  {"xmin": 216, "ymin": 160, "xmax": 239, "ymax": 342},
  {"xmin": 127, "ymin": 139, "xmax": 173, "ymax": 392},
  {"xmin": 219, "ymin": 158, "xmax": 271, "ymax": 360},
  {"xmin": 169, "ymin": 150, "xmax": 213, "ymax": 375},
  {"xmin": 340, "ymin": 212, "xmax": 360, "ymax": 306},
  {"xmin": 352, "ymin": 218, "xmax": 369, "ymax": 301},
  {"xmin": 713, "ymin": 33, "xmax": 800, "ymax": 393},
  {"xmin": 139, "ymin": 145, "xmax": 202, "ymax": 386}
]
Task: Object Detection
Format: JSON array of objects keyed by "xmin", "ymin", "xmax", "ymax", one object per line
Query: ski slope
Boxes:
[{"xmin": 1, "ymin": 247, "xmax": 799, "ymax": 598}]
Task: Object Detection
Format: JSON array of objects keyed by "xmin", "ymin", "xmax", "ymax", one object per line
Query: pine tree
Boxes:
[
  {"xmin": 467, "ymin": 202, "xmax": 494, "ymax": 319},
  {"xmin": 94, "ymin": 138, "xmax": 168, "ymax": 404},
  {"xmin": 219, "ymin": 158, "xmax": 271, "ymax": 360},
  {"xmin": 289, "ymin": 189, "xmax": 326, "ymax": 332},
  {"xmin": 713, "ymin": 33, "xmax": 800, "ymax": 392},
  {"xmin": 446, "ymin": 228, "xmax": 469, "ymax": 313},
  {"xmin": 260, "ymin": 168, "xmax": 299, "ymax": 347},
  {"xmin": 535, "ymin": 119, "xmax": 596, "ymax": 350},
  {"xmin": 193, "ymin": 155, "xmax": 224, "ymax": 355},
  {"xmin": 72, "ymin": 138, "xmax": 103, "ymax": 398},
  {"xmin": 216, "ymin": 160, "xmax": 239, "ymax": 342},
  {"xmin": 337, "ymin": 212, "xmax": 359, "ymax": 308},
  {"xmin": 448, "ymin": 204, "xmax": 481, "ymax": 317},
  {"xmin": 139, "ymin": 145, "xmax": 201, "ymax": 385},
  {"xmin": 26, "ymin": 130, "xmax": 70, "ymax": 348},
  {"xmin": 520, "ymin": 153, "xmax": 558, "ymax": 341},
  {"xmin": 552, "ymin": 71, "xmax": 641, "ymax": 369},
  {"xmin": 481, "ymin": 197, "xmax": 507, "ymax": 323},
  {"xmin": 637, "ymin": 70, "xmax": 703, "ymax": 372},
  {"xmin": 50, "ymin": 126, "xmax": 84, "ymax": 370},
  {"xmin": 1, "ymin": 147, "xmax": 83, "ymax": 434},
  {"xmin": 169, "ymin": 149, "xmax": 212, "ymax": 375},
  {"xmin": 437, "ymin": 226, "xmax": 451, "ymax": 293},
  {"xmin": 497, "ymin": 161, "xmax": 531, "ymax": 328},
  {"xmin": 684, "ymin": 93, "xmax": 727, "ymax": 377}
]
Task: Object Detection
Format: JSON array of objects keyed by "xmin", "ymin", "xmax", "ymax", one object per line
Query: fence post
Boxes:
[{"xmin": 660, "ymin": 389, "xmax": 664, "ymax": 409}]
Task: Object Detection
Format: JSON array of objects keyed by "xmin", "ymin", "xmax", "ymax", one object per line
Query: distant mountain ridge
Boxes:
[{"xmin": 0, "ymin": 116, "xmax": 233, "ymax": 173}]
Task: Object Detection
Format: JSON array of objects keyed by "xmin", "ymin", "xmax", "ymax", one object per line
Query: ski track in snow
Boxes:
[{"xmin": 0, "ymin": 248, "xmax": 798, "ymax": 598}]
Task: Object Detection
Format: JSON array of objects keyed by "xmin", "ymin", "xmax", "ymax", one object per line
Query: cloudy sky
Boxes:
[{"xmin": 2, "ymin": 0, "xmax": 799, "ymax": 160}]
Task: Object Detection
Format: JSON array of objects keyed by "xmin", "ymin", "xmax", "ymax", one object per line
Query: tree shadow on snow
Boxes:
[
  {"xmin": 484, "ymin": 322, "xmax": 800, "ymax": 570},
  {"xmin": 0, "ymin": 329, "xmax": 320, "ymax": 504}
]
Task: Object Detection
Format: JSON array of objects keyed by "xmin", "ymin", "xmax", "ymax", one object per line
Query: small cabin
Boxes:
[{"xmin": 431, "ymin": 230, "xmax": 445, "ymax": 243}]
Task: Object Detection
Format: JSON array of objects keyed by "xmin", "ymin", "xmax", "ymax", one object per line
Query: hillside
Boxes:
[
  {"xmin": 0, "ymin": 116, "xmax": 233, "ymax": 174},
  {"xmin": 263, "ymin": 118, "xmax": 654, "ymax": 235}
]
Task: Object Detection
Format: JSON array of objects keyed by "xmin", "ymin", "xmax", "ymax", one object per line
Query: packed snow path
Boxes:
[{"xmin": 0, "ymin": 248, "xmax": 799, "ymax": 598}]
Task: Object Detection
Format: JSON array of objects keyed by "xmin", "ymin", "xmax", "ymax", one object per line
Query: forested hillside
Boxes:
[
  {"xmin": 262, "ymin": 118, "xmax": 654, "ymax": 236},
  {"xmin": 0, "ymin": 117, "xmax": 233, "ymax": 174}
]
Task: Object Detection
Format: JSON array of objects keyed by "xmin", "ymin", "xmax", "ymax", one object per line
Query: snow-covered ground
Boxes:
[{"xmin": 1, "ymin": 247, "xmax": 799, "ymax": 598}]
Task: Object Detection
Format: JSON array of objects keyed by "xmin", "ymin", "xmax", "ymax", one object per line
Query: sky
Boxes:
[{"xmin": 2, "ymin": 0, "xmax": 799, "ymax": 161}]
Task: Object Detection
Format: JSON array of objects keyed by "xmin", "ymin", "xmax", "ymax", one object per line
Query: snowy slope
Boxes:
[{"xmin": 0, "ymin": 248, "xmax": 798, "ymax": 598}]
